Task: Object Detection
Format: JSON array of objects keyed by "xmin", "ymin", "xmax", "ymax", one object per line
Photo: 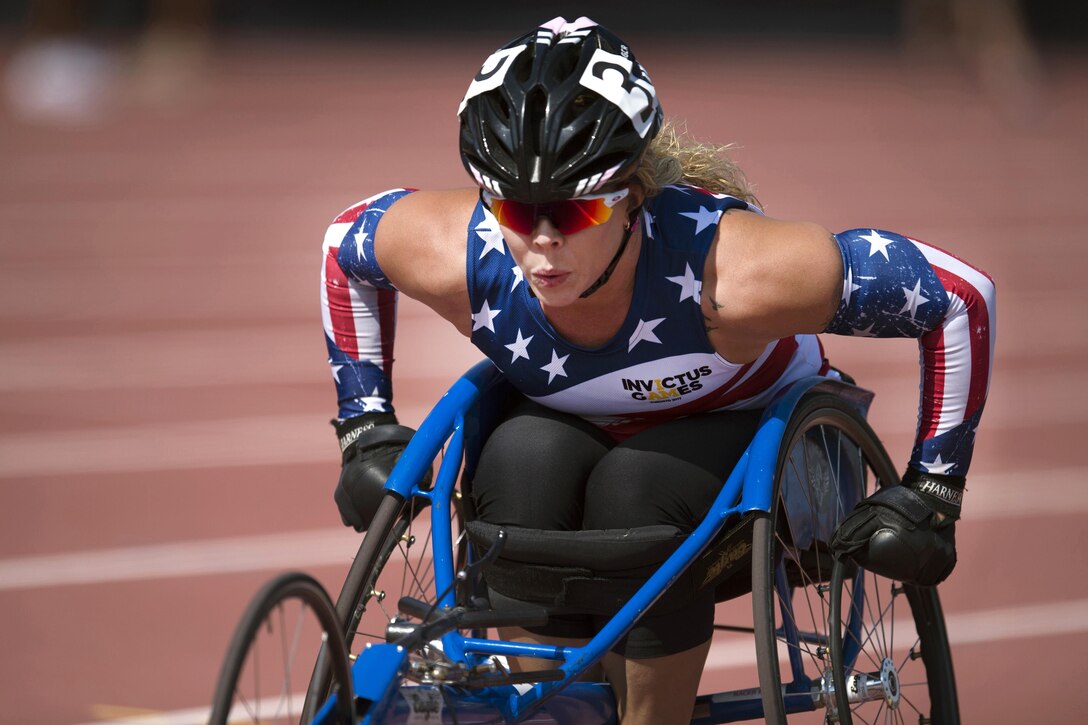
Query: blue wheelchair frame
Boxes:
[{"xmin": 318, "ymin": 360, "xmax": 875, "ymax": 724}]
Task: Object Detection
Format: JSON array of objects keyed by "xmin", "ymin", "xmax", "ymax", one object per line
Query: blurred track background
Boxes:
[{"xmin": 1, "ymin": 2, "xmax": 1086, "ymax": 722}]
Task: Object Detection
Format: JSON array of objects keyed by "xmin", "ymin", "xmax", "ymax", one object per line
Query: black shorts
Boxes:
[{"xmin": 471, "ymin": 397, "xmax": 762, "ymax": 659}]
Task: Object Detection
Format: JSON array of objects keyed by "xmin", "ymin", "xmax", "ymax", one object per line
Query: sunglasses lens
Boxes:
[
  {"xmin": 484, "ymin": 190, "xmax": 626, "ymax": 235},
  {"xmin": 551, "ymin": 198, "xmax": 614, "ymax": 234},
  {"xmin": 488, "ymin": 198, "xmax": 537, "ymax": 234}
]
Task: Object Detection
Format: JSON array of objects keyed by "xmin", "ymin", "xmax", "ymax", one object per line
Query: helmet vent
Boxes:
[
  {"xmin": 525, "ymin": 87, "xmax": 548, "ymax": 158},
  {"xmin": 564, "ymin": 119, "xmax": 596, "ymax": 161},
  {"xmin": 458, "ymin": 19, "xmax": 661, "ymax": 201},
  {"xmin": 487, "ymin": 93, "xmax": 511, "ymax": 124}
]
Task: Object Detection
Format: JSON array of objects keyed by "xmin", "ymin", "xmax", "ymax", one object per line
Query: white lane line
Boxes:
[
  {"xmin": 75, "ymin": 697, "xmax": 303, "ymax": 725},
  {"xmin": 72, "ymin": 597, "xmax": 1088, "ymax": 725},
  {"xmin": 704, "ymin": 597, "xmax": 1088, "ymax": 672},
  {"xmin": 0, "ymin": 414, "xmax": 332, "ymax": 478},
  {"xmin": 0, "ymin": 325, "xmax": 324, "ymax": 392},
  {"xmin": 1, "ymin": 398, "xmax": 1086, "ymax": 477},
  {"xmin": 0, "ymin": 315, "xmax": 479, "ymax": 393},
  {"xmin": 948, "ymin": 598, "xmax": 1088, "ymax": 645},
  {"xmin": 0, "ymin": 467, "xmax": 1084, "ymax": 592},
  {"xmin": 0, "ymin": 528, "xmax": 362, "ymax": 591}
]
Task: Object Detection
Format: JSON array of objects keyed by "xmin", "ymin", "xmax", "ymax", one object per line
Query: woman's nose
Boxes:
[{"xmin": 531, "ymin": 216, "xmax": 564, "ymax": 247}]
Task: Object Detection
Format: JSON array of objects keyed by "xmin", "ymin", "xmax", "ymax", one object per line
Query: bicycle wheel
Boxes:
[
  {"xmin": 210, "ymin": 572, "xmax": 354, "ymax": 725},
  {"xmin": 829, "ymin": 555, "xmax": 959, "ymax": 723},
  {"xmin": 341, "ymin": 490, "xmax": 464, "ymax": 637},
  {"xmin": 751, "ymin": 392, "xmax": 955, "ymax": 723},
  {"xmin": 305, "ymin": 488, "xmax": 471, "ymax": 718}
]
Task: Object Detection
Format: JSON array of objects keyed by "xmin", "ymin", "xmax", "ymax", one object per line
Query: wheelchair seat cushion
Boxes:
[
  {"xmin": 466, "ymin": 521, "xmax": 685, "ymax": 571},
  {"xmin": 466, "ymin": 517, "xmax": 758, "ymax": 618}
]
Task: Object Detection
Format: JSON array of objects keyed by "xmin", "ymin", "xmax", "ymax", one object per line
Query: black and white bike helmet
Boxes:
[{"xmin": 458, "ymin": 17, "xmax": 663, "ymax": 203}]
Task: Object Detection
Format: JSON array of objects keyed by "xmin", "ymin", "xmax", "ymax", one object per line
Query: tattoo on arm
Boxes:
[{"xmin": 703, "ymin": 295, "xmax": 723, "ymax": 334}]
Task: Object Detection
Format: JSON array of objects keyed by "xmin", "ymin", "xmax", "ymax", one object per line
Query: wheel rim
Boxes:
[
  {"xmin": 344, "ymin": 492, "xmax": 470, "ymax": 654},
  {"xmin": 755, "ymin": 397, "xmax": 900, "ymax": 723},
  {"xmin": 831, "ymin": 564, "xmax": 957, "ymax": 724},
  {"xmin": 212, "ymin": 573, "xmax": 354, "ymax": 725},
  {"xmin": 303, "ymin": 484, "xmax": 471, "ymax": 720}
]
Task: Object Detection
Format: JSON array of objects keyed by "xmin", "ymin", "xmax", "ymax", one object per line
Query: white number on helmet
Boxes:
[
  {"xmin": 578, "ymin": 47, "xmax": 658, "ymax": 138},
  {"xmin": 457, "ymin": 44, "xmax": 528, "ymax": 115}
]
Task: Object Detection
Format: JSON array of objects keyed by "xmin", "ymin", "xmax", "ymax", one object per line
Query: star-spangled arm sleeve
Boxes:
[
  {"xmin": 824, "ymin": 229, "xmax": 997, "ymax": 477},
  {"xmin": 320, "ymin": 188, "xmax": 415, "ymax": 420}
]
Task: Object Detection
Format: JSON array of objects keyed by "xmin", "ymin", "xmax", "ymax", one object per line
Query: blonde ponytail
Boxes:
[{"xmin": 634, "ymin": 120, "xmax": 760, "ymax": 208}]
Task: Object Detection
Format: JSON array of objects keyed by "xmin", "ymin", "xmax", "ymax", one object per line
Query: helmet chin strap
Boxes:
[{"xmin": 579, "ymin": 206, "xmax": 641, "ymax": 299}]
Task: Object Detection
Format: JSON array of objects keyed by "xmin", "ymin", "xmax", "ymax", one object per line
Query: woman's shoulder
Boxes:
[
  {"xmin": 327, "ymin": 187, "xmax": 478, "ymax": 245},
  {"xmin": 370, "ymin": 188, "xmax": 478, "ymax": 327},
  {"xmin": 369, "ymin": 187, "xmax": 478, "ymax": 266},
  {"xmin": 379, "ymin": 187, "xmax": 479, "ymax": 234},
  {"xmin": 706, "ymin": 210, "xmax": 839, "ymax": 338}
]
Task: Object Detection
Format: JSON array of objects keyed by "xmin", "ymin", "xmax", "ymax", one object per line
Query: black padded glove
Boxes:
[
  {"xmin": 830, "ymin": 470, "xmax": 964, "ymax": 586},
  {"xmin": 332, "ymin": 414, "xmax": 417, "ymax": 532}
]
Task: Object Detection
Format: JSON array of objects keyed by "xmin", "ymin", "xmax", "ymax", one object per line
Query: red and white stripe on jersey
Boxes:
[
  {"xmin": 912, "ymin": 238, "xmax": 996, "ymax": 444},
  {"xmin": 321, "ymin": 195, "xmax": 398, "ymax": 372}
]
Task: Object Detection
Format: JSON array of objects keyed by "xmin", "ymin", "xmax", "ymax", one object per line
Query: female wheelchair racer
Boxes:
[{"xmin": 321, "ymin": 16, "xmax": 996, "ymax": 725}]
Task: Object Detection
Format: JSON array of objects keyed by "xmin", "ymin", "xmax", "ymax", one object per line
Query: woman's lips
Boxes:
[{"xmin": 532, "ymin": 269, "xmax": 570, "ymax": 287}]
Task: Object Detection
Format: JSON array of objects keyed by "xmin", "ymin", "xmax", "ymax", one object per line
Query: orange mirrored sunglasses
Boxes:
[{"xmin": 480, "ymin": 188, "xmax": 630, "ymax": 235}]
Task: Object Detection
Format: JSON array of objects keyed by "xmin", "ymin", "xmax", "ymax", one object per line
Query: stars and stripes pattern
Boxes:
[
  {"xmin": 825, "ymin": 228, "xmax": 996, "ymax": 475},
  {"xmin": 465, "ymin": 185, "xmax": 829, "ymax": 440},
  {"xmin": 320, "ymin": 188, "xmax": 995, "ymax": 479},
  {"xmin": 321, "ymin": 188, "xmax": 415, "ymax": 419}
]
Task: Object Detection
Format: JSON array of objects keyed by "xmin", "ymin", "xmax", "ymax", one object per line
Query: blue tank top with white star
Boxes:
[{"xmin": 465, "ymin": 184, "xmax": 828, "ymax": 440}]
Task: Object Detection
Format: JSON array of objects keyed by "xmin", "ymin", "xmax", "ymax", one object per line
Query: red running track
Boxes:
[{"xmin": 1, "ymin": 35, "xmax": 1086, "ymax": 724}]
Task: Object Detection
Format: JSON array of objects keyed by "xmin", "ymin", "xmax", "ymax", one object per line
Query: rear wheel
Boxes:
[
  {"xmin": 752, "ymin": 392, "xmax": 956, "ymax": 723},
  {"xmin": 829, "ymin": 560, "xmax": 959, "ymax": 723},
  {"xmin": 211, "ymin": 572, "xmax": 354, "ymax": 725}
]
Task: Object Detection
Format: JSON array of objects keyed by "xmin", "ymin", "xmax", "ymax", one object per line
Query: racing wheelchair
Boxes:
[{"xmin": 210, "ymin": 360, "xmax": 959, "ymax": 724}]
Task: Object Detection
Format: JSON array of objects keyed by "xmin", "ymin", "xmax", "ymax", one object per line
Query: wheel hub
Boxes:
[
  {"xmin": 823, "ymin": 657, "xmax": 902, "ymax": 716},
  {"xmin": 879, "ymin": 657, "xmax": 900, "ymax": 709}
]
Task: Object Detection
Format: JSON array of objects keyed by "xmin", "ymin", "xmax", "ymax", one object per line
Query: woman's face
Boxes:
[{"xmin": 500, "ymin": 191, "xmax": 642, "ymax": 309}]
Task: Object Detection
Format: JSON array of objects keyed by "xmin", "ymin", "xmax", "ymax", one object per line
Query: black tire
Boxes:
[
  {"xmin": 304, "ymin": 490, "xmax": 470, "ymax": 719},
  {"xmin": 829, "ymin": 554, "xmax": 959, "ymax": 723},
  {"xmin": 751, "ymin": 392, "xmax": 957, "ymax": 723},
  {"xmin": 211, "ymin": 572, "xmax": 354, "ymax": 725}
]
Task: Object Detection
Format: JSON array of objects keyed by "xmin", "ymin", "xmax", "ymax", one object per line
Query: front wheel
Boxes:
[
  {"xmin": 211, "ymin": 572, "xmax": 355, "ymax": 725},
  {"xmin": 305, "ymin": 489, "xmax": 469, "ymax": 718}
]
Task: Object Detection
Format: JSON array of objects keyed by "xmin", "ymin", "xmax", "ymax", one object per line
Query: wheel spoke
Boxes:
[
  {"xmin": 842, "ymin": 579, "xmax": 884, "ymax": 674},
  {"xmin": 870, "ymin": 570, "xmax": 887, "ymax": 653},
  {"xmin": 888, "ymin": 580, "xmax": 896, "ymax": 669},
  {"xmin": 863, "ymin": 580, "xmax": 901, "ymax": 660},
  {"xmin": 281, "ymin": 601, "xmax": 311, "ymax": 719},
  {"xmin": 863, "ymin": 574, "xmax": 889, "ymax": 659},
  {"xmin": 897, "ymin": 637, "xmax": 922, "ymax": 673},
  {"xmin": 774, "ymin": 537, "xmax": 826, "ymax": 666}
]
